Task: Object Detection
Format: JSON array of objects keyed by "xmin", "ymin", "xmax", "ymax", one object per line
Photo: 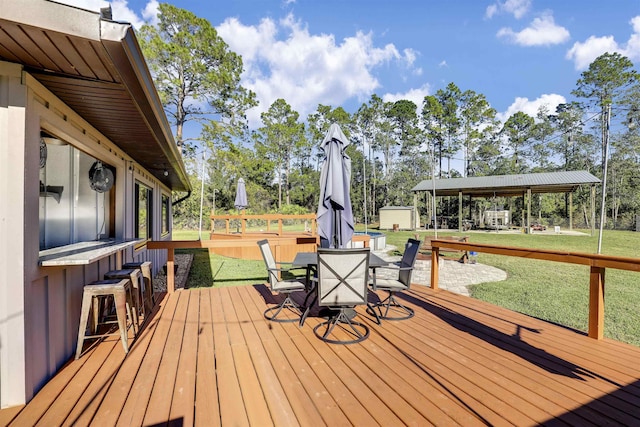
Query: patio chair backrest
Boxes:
[
  {"xmin": 257, "ymin": 239, "xmax": 278, "ymax": 287},
  {"xmin": 398, "ymin": 238, "xmax": 421, "ymax": 287},
  {"xmin": 317, "ymin": 248, "xmax": 370, "ymax": 307}
]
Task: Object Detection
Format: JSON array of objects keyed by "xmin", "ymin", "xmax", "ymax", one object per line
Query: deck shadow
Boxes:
[{"xmin": 397, "ymin": 289, "xmax": 621, "ymax": 384}]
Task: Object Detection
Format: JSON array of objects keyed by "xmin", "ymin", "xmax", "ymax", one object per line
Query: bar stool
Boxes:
[
  {"xmin": 104, "ymin": 269, "xmax": 144, "ymax": 322},
  {"xmin": 123, "ymin": 261, "xmax": 155, "ymax": 315},
  {"xmin": 75, "ymin": 278, "xmax": 137, "ymax": 359}
]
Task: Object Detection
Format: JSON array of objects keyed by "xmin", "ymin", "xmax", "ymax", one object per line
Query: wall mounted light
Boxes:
[{"xmin": 163, "ymin": 170, "xmax": 169, "ymax": 177}]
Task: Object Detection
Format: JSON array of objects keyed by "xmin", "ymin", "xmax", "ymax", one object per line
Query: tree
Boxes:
[
  {"xmin": 572, "ymin": 52, "xmax": 639, "ymax": 174},
  {"xmin": 438, "ymin": 83, "xmax": 462, "ymax": 177},
  {"xmin": 254, "ymin": 99, "xmax": 306, "ymax": 209},
  {"xmin": 501, "ymin": 111, "xmax": 535, "ymax": 173},
  {"xmin": 139, "ymin": 3, "xmax": 257, "ymax": 151},
  {"xmin": 421, "ymin": 95, "xmax": 446, "ymax": 177},
  {"xmin": 572, "ymin": 52, "xmax": 639, "ymax": 247},
  {"xmin": 306, "ymin": 105, "xmax": 352, "ymax": 169},
  {"xmin": 531, "ymin": 105, "xmax": 555, "ymax": 170},
  {"xmin": 550, "ymin": 103, "xmax": 584, "ymax": 171},
  {"xmin": 353, "ymin": 95, "xmax": 385, "ymax": 221},
  {"xmin": 388, "ymin": 99, "xmax": 420, "ymax": 157},
  {"xmin": 459, "ymin": 90, "xmax": 498, "ymax": 176}
]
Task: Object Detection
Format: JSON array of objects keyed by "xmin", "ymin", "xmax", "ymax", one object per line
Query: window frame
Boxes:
[
  {"xmin": 38, "ymin": 134, "xmax": 115, "ymax": 251},
  {"xmin": 161, "ymin": 193, "xmax": 170, "ymax": 236},
  {"xmin": 134, "ymin": 181, "xmax": 153, "ymax": 244}
]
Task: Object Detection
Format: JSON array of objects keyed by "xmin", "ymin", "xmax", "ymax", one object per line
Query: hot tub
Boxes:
[{"xmin": 348, "ymin": 231, "xmax": 386, "ymax": 251}]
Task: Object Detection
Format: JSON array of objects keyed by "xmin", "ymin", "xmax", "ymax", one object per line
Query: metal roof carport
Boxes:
[{"xmin": 411, "ymin": 171, "xmax": 601, "ymax": 233}]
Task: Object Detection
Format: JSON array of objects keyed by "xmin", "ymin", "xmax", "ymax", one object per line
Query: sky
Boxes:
[{"xmin": 55, "ymin": 0, "xmax": 640, "ymax": 130}]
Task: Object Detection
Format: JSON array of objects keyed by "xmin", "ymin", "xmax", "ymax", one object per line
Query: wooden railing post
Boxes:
[
  {"xmin": 588, "ymin": 266, "xmax": 605, "ymax": 340},
  {"xmin": 167, "ymin": 248, "xmax": 175, "ymax": 293},
  {"xmin": 278, "ymin": 218, "xmax": 283, "ymax": 236},
  {"xmin": 430, "ymin": 248, "xmax": 440, "ymax": 290}
]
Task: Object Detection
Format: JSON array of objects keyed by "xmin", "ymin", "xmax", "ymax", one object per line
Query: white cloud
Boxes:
[
  {"xmin": 497, "ymin": 93, "xmax": 566, "ymax": 123},
  {"xmin": 110, "ymin": 0, "xmax": 145, "ymax": 27},
  {"xmin": 403, "ymin": 48, "xmax": 418, "ymax": 67},
  {"xmin": 497, "ymin": 13, "xmax": 570, "ymax": 46},
  {"xmin": 565, "ymin": 36, "xmax": 618, "ymax": 70},
  {"xmin": 217, "ymin": 13, "xmax": 419, "ymax": 126},
  {"xmin": 485, "ymin": 0, "xmax": 531, "ymax": 19},
  {"xmin": 486, "ymin": 4, "xmax": 499, "ymax": 19},
  {"xmin": 566, "ymin": 15, "xmax": 640, "ymax": 70},
  {"xmin": 382, "ymin": 84, "xmax": 431, "ymax": 107},
  {"xmin": 140, "ymin": 0, "xmax": 159, "ymax": 25}
]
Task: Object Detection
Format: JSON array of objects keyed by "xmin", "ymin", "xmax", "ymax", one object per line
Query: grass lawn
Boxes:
[
  {"xmin": 171, "ymin": 227, "xmax": 640, "ymax": 346},
  {"xmin": 171, "ymin": 229, "xmax": 266, "ymax": 287}
]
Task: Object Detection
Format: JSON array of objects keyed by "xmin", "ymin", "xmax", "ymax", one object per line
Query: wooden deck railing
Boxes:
[
  {"xmin": 147, "ymin": 238, "xmax": 318, "ymax": 293},
  {"xmin": 428, "ymin": 239, "xmax": 640, "ymax": 340},
  {"xmin": 210, "ymin": 213, "xmax": 317, "ymax": 236}
]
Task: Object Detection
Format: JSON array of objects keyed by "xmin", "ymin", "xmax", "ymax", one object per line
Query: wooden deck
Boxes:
[{"xmin": 2, "ymin": 284, "xmax": 640, "ymax": 426}]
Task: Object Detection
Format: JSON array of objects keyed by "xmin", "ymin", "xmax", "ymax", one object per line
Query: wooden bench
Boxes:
[{"xmin": 418, "ymin": 235, "xmax": 469, "ymax": 263}]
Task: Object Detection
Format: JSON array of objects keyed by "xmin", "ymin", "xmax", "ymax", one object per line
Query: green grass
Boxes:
[
  {"xmin": 171, "ymin": 227, "xmax": 640, "ymax": 346},
  {"xmin": 386, "ymin": 228, "xmax": 640, "ymax": 346},
  {"xmin": 171, "ymin": 229, "xmax": 267, "ymax": 287}
]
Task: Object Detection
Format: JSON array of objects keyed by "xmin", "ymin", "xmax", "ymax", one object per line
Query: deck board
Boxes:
[
  {"xmin": 194, "ymin": 289, "xmax": 222, "ymax": 427},
  {"xmin": 3, "ymin": 284, "xmax": 640, "ymax": 426},
  {"xmin": 210, "ymin": 287, "xmax": 250, "ymax": 426},
  {"xmin": 144, "ymin": 288, "xmax": 189, "ymax": 425},
  {"xmin": 118, "ymin": 290, "xmax": 177, "ymax": 426}
]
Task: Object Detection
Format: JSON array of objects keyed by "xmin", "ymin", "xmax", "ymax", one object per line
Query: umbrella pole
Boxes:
[
  {"xmin": 333, "ymin": 208, "xmax": 338, "ymax": 248},
  {"xmin": 337, "ymin": 210, "xmax": 342, "ymax": 248}
]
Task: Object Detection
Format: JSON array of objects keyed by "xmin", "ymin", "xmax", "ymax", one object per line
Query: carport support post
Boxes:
[
  {"xmin": 413, "ymin": 192, "xmax": 418, "ymax": 228},
  {"xmin": 458, "ymin": 191, "xmax": 463, "ymax": 233},
  {"xmin": 527, "ymin": 188, "xmax": 531, "ymax": 232},
  {"xmin": 569, "ymin": 192, "xmax": 573, "ymax": 230},
  {"xmin": 591, "ymin": 185, "xmax": 596, "ymax": 236}
]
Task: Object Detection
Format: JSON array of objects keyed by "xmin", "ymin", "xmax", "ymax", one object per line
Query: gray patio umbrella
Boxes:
[
  {"xmin": 316, "ymin": 123, "xmax": 354, "ymax": 248},
  {"xmin": 234, "ymin": 178, "xmax": 248, "ymax": 211},
  {"xmin": 234, "ymin": 177, "xmax": 248, "ymax": 233}
]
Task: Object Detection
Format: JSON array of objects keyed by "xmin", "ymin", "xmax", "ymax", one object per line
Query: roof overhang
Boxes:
[
  {"xmin": 0, "ymin": 0, "xmax": 191, "ymax": 192},
  {"xmin": 412, "ymin": 171, "xmax": 601, "ymax": 198}
]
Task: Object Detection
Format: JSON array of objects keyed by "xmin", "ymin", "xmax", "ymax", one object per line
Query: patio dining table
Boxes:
[{"xmin": 292, "ymin": 250, "xmax": 389, "ymax": 326}]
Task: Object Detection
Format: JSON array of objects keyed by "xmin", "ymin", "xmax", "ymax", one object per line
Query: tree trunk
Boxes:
[{"xmin": 277, "ymin": 165, "xmax": 282, "ymax": 210}]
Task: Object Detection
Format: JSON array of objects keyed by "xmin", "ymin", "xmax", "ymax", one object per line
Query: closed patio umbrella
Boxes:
[
  {"xmin": 234, "ymin": 177, "xmax": 248, "ymax": 233},
  {"xmin": 316, "ymin": 123, "xmax": 354, "ymax": 248},
  {"xmin": 234, "ymin": 178, "xmax": 248, "ymax": 211}
]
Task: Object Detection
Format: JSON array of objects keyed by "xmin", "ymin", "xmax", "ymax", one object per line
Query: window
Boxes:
[
  {"xmin": 161, "ymin": 194, "xmax": 170, "ymax": 236},
  {"xmin": 135, "ymin": 182, "xmax": 152, "ymax": 240},
  {"xmin": 39, "ymin": 136, "xmax": 114, "ymax": 250}
]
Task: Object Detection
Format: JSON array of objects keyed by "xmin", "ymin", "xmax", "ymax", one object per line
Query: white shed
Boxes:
[{"xmin": 379, "ymin": 206, "xmax": 420, "ymax": 230}]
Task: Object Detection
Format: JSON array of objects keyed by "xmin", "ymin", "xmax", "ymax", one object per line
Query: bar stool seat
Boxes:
[
  {"xmin": 75, "ymin": 278, "xmax": 137, "ymax": 359},
  {"xmin": 123, "ymin": 261, "xmax": 155, "ymax": 314},
  {"xmin": 105, "ymin": 269, "xmax": 144, "ymax": 322}
]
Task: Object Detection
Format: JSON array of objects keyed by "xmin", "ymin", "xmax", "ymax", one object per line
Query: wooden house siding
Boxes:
[{"xmin": 0, "ymin": 64, "xmax": 170, "ymax": 407}]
